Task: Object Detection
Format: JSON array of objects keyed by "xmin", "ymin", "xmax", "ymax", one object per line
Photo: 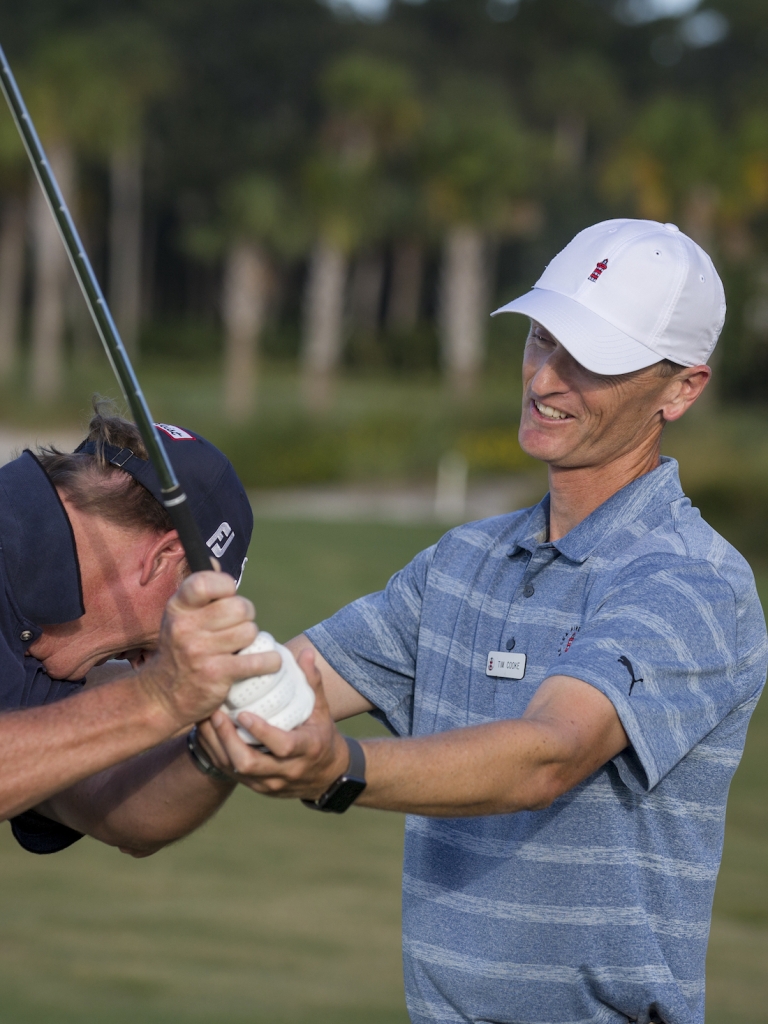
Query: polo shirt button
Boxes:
[
  {"xmin": 20, "ymin": 630, "xmax": 33, "ymax": 642},
  {"xmin": 523, "ymin": 584, "xmax": 535, "ymax": 598}
]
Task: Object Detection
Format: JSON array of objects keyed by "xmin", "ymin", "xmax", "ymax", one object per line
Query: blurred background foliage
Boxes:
[
  {"xmin": 0, "ymin": 0, "xmax": 765, "ymax": 557},
  {"xmin": 0, "ymin": 0, "xmax": 765, "ymax": 559}
]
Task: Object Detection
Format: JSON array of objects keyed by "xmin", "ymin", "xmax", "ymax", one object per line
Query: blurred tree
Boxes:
[
  {"xmin": 21, "ymin": 32, "xmax": 95, "ymax": 401},
  {"xmin": 705, "ymin": 109, "xmax": 768, "ymax": 398},
  {"xmin": 18, "ymin": 21, "xmax": 170, "ymax": 401},
  {"xmin": 0, "ymin": 109, "xmax": 28, "ymax": 382},
  {"xmin": 421, "ymin": 78, "xmax": 538, "ymax": 395},
  {"xmin": 300, "ymin": 52, "xmax": 422, "ymax": 408},
  {"xmin": 92, "ymin": 20, "xmax": 173, "ymax": 359},
  {"xmin": 601, "ymin": 95, "xmax": 722, "ymax": 248},
  {"xmin": 218, "ymin": 174, "xmax": 306, "ymax": 421},
  {"xmin": 718, "ymin": 110, "xmax": 768, "ymax": 261},
  {"xmin": 528, "ymin": 51, "xmax": 624, "ymax": 172}
]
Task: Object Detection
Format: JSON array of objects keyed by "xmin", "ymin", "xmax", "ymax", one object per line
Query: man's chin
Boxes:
[{"xmin": 519, "ymin": 431, "xmax": 566, "ymax": 466}]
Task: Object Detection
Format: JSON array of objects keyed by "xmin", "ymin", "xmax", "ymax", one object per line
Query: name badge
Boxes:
[{"xmin": 486, "ymin": 651, "xmax": 526, "ymax": 679}]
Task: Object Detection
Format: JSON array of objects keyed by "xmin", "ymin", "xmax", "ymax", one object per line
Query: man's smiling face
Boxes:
[{"xmin": 518, "ymin": 321, "xmax": 681, "ymax": 470}]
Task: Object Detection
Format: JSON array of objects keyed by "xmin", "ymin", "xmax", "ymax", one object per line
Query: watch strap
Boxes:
[
  {"xmin": 344, "ymin": 735, "xmax": 366, "ymax": 781},
  {"xmin": 187, "ymin": 725, "xmax": 233, "ymax": 783},
  {"xmin": 302, "ymin": 735, "xmax": 367, "ymax": 814}
]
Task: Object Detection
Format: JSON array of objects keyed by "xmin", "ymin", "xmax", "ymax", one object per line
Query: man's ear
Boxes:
[
  {"xmin": 660, "ymin": 365, "xmax": 711, "ymax": 423},
  {"xmin": 139, "ymin": 530, "xmax": 185, "ymax": 587}
]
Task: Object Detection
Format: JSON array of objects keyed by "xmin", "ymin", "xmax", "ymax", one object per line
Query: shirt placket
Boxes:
[{"xmin": 516, "ymin": 544, "xmax": 559, "ymax": 603}]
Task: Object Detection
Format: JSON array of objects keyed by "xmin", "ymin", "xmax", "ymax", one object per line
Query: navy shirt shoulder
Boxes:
[{"xmin": 0, "ymin": 452, "xmax": 87, "ymax": 852}]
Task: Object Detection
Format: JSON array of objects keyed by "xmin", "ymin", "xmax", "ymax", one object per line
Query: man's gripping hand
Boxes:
[
  {"xmin": 197, "ymin": 649, "xmax": 350, "ymax": 799},
  {"xmin": 136, "ymin": 572, "xmax": 281, "ymax": 733}
]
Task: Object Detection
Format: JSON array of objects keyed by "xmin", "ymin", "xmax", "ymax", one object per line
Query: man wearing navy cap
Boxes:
[
  {"xmin": 204, "ymin": 221, "xmax": 768, "ymax": 1024},
  {"xmin": 0, "ymin": 403, "xmax": 266, "ymax": 857}
]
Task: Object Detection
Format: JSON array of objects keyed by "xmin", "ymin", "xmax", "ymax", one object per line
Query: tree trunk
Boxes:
[
  {"xmin": 553, "ymin": 113, "xmax": 587, "ymax": 168},
  {"xmin": 682, "ymin": 184, "xmax": 718, "ymax": 253},
  {"xmin": 0, "ymin": 195, "xmax": 26, "ymax": 380},
  {"xmin": 31, "ymin": 142, "xmax": 74, "ymax": 402},
  {"xmin": 386, "ymin": 239, "xmax": 423, "ymax": 333},
  {"xmin": 109, "ymin": 143, "xmax": 143, "ymax": 357},
  {"xmin": 349, "ymin": 248, "xmax": 384, "ymax": 336},
  {"xmin": 222, "ymin": 240, "xmax": 269, "ymax": 422},
  {"xmin": 300, "ymin": 236, "xmax": 348, "ymax": 411},
  {"xmin": 438, "ymin": 226, "xmax": 487, "ymax": 396}
]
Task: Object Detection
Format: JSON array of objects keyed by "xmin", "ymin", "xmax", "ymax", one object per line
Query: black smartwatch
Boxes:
[{"xmin": 302, "ymin": 736, "xmax": 367, "ymax": 814}]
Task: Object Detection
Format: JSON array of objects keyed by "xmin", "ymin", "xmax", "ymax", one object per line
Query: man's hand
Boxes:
[
  {"xmin": 197, "ymin": 649, "xmax": 349, "ymax": 799},
  {"xmin": 136, "ymin": 571, "xmax": 281, "ymax": 733}
]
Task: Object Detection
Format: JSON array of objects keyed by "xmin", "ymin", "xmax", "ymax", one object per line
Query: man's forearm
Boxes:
[
  {"xmin": 0, "ymin": 673, "xmax": 179, "ymax": 821},
  {"xmin": 355, "ymin": 676, "xmax": 628, "ymax": 815},
  {"xmin": 204, "ymin": 672, "xmax": 629, "ymax": 817},
  {"xmin": 38, "ymin": 737, "xmax": 235, "ymax": 855},
  {"xmin": 355, "ymin": 719, "xmax": 573, "ymax": 816},
  {"xmin": 0, "ymin": 571, "xmax": 278, "ymax": 824}
]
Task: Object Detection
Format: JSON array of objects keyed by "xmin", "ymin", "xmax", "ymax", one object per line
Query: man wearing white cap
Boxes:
[{"xmin": 203, "ymin": 220, "xmax": 767, "ymax": 1024}]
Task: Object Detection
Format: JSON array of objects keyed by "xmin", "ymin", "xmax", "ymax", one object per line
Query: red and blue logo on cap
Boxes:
[{"xmin": 588, "ymin": 258, "xmax": 609, "ymax": 282}]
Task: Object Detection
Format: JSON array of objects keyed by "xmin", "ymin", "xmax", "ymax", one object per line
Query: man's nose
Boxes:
[{"xmin": 530, "ymin": 350, "xmax": 570, "ymax": 396}]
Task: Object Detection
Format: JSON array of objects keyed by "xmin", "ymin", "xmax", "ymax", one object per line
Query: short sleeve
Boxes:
[
  {"xmin": 10, "ymin": 808, "xmax": 83, "ymax": 854},
  {"xmin": 306, "ymin": 544, "xmax": 436, "ymax": 736},
  {"xmin": 553, "ymin": 555, "xmax": 766, "ymax": 793}
]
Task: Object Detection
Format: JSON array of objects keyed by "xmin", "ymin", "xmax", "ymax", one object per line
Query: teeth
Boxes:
[{"xmin": 534, "ymin": 400, "xmax": 568, "ymax": 420}]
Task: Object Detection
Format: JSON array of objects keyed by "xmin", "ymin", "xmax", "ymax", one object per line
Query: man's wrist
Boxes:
[
  {"xmin": 187, "ymin": 726, "xmax": 235, "ymax": 784},
  {"xmin": 134, "ymin": 662, "xmax": 193, "ymax": 739},
  {"xmin": 303, "ymin": 735, "xmax": 367, "ymax": 814}
]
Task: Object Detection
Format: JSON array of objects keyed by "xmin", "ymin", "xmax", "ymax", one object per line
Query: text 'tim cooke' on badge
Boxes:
[{"xmin": 486, "ymin": 651, "xmax": 527, "ymax": 679}]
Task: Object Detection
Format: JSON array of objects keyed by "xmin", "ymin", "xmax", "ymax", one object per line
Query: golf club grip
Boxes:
[
  {"xmin": 0, "ymin": 42, "xmax": 213, "ymax": 573},
  {"xmin": 163, "ymin": 488, "xmax": 215, "ymax": 574}
]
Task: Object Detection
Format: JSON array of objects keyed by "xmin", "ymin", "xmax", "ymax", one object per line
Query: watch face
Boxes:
[{"xmin": 321, "ymin": 777, "xmax": 367, "ymax": 814}]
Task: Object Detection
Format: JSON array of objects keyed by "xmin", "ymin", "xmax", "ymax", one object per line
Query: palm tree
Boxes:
[
  {"xmin": 22, "ymin": 23, "xmax": 170, "ymax": 403},
  {"xmin": 22, "ymin": 36, "xmax": 89, "ymax": 401},
  {"xmin": 421, "ymin": 79, "xmax": 538, "ymax": 395},
  {"xmin": 219, "ymin": 174, "xmax": 306, "ymax": 421},
  {"xmin": 601, "ymin": 95, "xmax": 721, "ymax": 247},
  {"xmin": 29, "ymin": 144, "xmax": 76, "ymax": 401},
  {"xmin": 21, "ymin": 31, "xmax": 123, "ymax": 399},
  {"xmin": 95, "ymin": 21, "xmax": 171, "ymax": 359},
  {"xmin": 300, "ymin": 53, "xmax": 422, "ymax": 409},
  {"xmin": 0, "ymin": 109, "xmax": 28, "ymax": 382},
  {"xmin": 528, "ymin": 52, "xmax": 624, "ymax": 172}
]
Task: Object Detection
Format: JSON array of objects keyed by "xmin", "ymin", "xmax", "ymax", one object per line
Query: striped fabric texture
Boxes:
[{"xmin": 307, "ymin": 458, "xmax": 768, "ymax": 1024}]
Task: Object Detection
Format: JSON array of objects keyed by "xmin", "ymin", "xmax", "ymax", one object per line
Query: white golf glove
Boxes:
[{"xmin": 221, "ymin": 632, "xmax": 315, "ymax": 744}]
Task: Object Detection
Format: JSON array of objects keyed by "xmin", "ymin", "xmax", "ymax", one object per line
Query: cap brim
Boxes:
[{"xmin": 491, "ymin": 288, "xmax": 663, "ymax": 375}]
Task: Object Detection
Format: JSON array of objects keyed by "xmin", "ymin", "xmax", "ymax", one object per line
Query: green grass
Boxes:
[
  {"xmin": 0, "ymin": 519, "xmax": 446, "ymax": 1024},
  {"xmin": 0, "ymin": 517, "xmax": 765, "ymax": 1022}
]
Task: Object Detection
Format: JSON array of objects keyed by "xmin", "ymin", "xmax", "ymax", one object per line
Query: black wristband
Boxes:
[
  {"xmin": 302, "ymin": 736, "xmax": 367, "ymax": 814},
  {"xmin": 186, "ymin": 726, "xmax": 233, "ymax": 784}
]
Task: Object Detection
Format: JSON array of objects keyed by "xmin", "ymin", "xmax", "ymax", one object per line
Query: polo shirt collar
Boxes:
[
  {"xmin": 0, "ymin": 451, "xmax": 84, "ymax": 625},
  {"xmin": 509, "ymin": 457, "xmax": 685, "ymax": 564}
]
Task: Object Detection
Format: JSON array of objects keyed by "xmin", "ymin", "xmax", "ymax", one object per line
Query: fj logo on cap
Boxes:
[
  {"xmin": 588, "ymin": 258, "xmax": 609, "ymax": 282},
  {"xmin": 207, "ymin": 522, "xmax": 235, "ymax": 558},
  {"xmin": 155, "ymin": 423, "xmax": 195, "ymax": 440}
]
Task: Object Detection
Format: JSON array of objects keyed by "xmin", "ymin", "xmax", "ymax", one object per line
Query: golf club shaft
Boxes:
[{"xmin": 0, "ymin": 43, "xmax": 212, "ymax": 573}]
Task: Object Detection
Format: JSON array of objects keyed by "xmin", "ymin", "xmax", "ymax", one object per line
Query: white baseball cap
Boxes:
[{"xmin": 491, "ymin": 218, "xmax": 726, "ymax": 375}]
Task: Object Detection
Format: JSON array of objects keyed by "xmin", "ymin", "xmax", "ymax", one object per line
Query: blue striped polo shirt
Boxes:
[{"xmin": 306, "ymin": 458, "xmax": 768, "ymax": 1024}]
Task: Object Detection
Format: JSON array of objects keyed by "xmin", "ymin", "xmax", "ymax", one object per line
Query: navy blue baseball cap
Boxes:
[{"xmin": 76, "ymin": 423, "xmax": 253, "ymax": 583}]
